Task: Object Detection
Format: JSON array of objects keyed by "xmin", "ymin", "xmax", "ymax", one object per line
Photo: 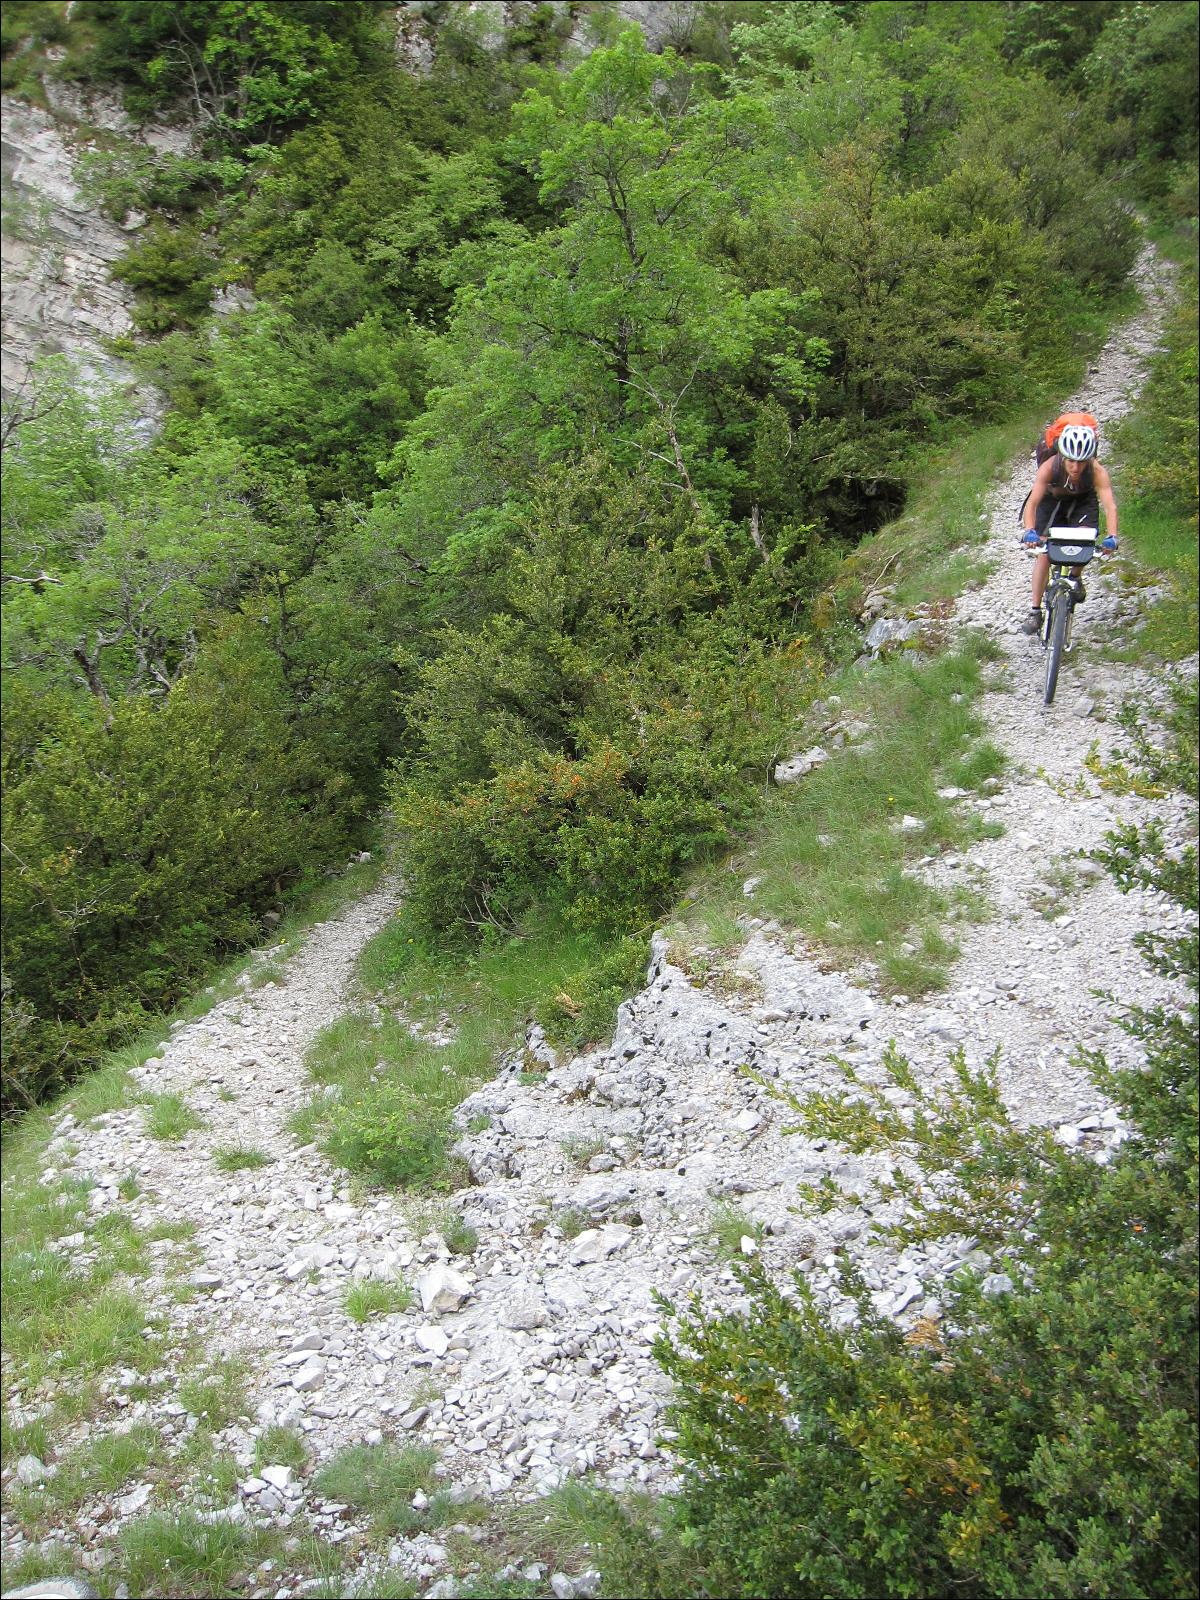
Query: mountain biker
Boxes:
[{"xmin": 1019, "ymin": 423, "xmax": 1119, "ymax": 635}]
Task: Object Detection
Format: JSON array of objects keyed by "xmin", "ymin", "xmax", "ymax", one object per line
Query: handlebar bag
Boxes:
[{"xmin": 1045, "ymin": 527, "xmax": 1098, "ymax": 564}]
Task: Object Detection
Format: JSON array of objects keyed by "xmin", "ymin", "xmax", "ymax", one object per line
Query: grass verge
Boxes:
[
  {"xmin": 673, "ymin": 633, "xmax": 1004, "ymax": 995},
  {"xmin": 507, "ymin": 1480, "xmax": 706, "ymax": 1598},
  {"xmin": 293, "ymin": 915, "xmax": 651, "ymax": 1189}
]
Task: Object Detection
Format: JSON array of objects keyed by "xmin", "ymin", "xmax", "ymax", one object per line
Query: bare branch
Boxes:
[
  {"xmin": 1, "ymin": 368, "xmax": 69, "ymax": 449},
  {"xmin": 0, "ymin": 571, "xmax": 62, "ymax": 589},
  {"xmin": 71, "ymin": 643, "xmax": 115, "ymax": 730}
]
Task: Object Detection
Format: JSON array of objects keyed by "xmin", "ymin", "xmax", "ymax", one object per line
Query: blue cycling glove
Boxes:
[
  {"xmin": 1100, "ymin": 536, "xmax": 1119, "ymax": 552},
  {"xmin": 1021, "ymin": 530, "xmax": 1042, "ymax": 546}
]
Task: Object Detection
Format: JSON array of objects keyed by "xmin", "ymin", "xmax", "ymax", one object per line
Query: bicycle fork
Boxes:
[{"xmin": 1043, "ymin": 578, "xmax": 1082, "ymax": 651}]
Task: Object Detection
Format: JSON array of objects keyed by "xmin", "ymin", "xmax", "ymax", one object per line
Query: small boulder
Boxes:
[
  {"xmin": 290, "ymin": 1357, "xmax": 327, "ymax": 1393},
  {"xmin": 414, "ymin": 1325, "xmax": 450, "ymax": 1358},
  {"xmin": 117, "ymin": 1481, "xmax": 153, "ymax": 1516},
  {"xmin": 415, "ymin": 1263, "xmax": 472, "ymax": 1315},
  {"xmin": 568, "ymin": 1224, "xmax": 632, "ymax": 1265},
  {"xmin": 500, "ymin": 1299, "xmax": 548, "ymax": 1331},
  {"xmin": 774, "ymin": 746, "xmax": 829, "ymax": 785}
]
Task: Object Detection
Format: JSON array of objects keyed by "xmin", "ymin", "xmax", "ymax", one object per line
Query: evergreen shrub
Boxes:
[
  {"xmin": 1, "ymin": 629, "xmax": 358, "ymax": 1110},
  {"xmin": 655, "ymin": 693, "xmax": 1199, "ymax": 1598},
  {"xmin": 111, "ymin": 222, "xmax": 217, "ymax": 333}
]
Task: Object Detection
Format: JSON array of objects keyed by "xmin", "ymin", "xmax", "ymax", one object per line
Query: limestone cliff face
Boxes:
[
  {"xmin": 2, "ymin": 93, "xmax": 132, "ymax": 395},
  {"xmin": 0, "ymin": 78, "xmax": 190, "ymax": 400},
  {"xmin": 393, "ymin": 1, "xmax": 697, "ymax": 72},
  {"xmin": 2, "ymin": 3, "xmax": 694, "ymax": 398}
]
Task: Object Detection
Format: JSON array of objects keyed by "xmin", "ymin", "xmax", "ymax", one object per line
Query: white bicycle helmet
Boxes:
[{"xmin": 1058, "ymin": 424, "xmax": 1097, "ymax": 460}]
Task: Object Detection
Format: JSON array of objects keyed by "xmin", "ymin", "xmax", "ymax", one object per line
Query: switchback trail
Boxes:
[{"xmin": 2, "ymin": 242, "xmax": 1194, "ymax": 1597}]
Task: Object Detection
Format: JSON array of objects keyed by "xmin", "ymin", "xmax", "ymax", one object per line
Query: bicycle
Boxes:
[{"xmin": 1022, "ymin": 524, "xmax": 1115, "ymax": 705}]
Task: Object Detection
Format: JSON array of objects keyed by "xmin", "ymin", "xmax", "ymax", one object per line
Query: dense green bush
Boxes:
[
  {"xmin": 195, "ymin": 305, "xmax": 427, "ymax": 500},
  {"xmin": 1, "ymin": 382, "xmax": 414, "ymax": 1107},
  {"xmin": 388, "ymin": 457, "xmax": 816, "ymax": 937},
  {"xmin": 1084, "ymin": 2, "xmax": 1200, "ymax": 196},
  {"xmin": 655, "ymin": 694, "xmax": 1199, "ymax": 1598},
  {"xmin": 80, "ymin": 0, "xmax": 389, "ymax": 137},
  {"xmin": 111, "ymin": 222, "xmax": 218, "ymax": 333},
  {"xmin": 1004, "ymin": 2, "xmax": 1200, "ymax": 204},
  {"xmin": 0, "ymin": 626, "xmax": 360, "ymax": 1110}
]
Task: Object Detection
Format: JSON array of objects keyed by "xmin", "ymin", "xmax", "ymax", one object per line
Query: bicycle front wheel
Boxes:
[{"xmin": 1044, "ymin": 588, "xmax": 1071, "ymax": 705}]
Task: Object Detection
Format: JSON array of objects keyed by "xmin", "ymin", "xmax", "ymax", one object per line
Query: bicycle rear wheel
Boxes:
[{"xmin": 1044, "ymin": 587, "xmax": 1071, "ymax": 705}]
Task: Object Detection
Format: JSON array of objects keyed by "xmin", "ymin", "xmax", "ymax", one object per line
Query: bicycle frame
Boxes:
[
  {"xmin": 1025, "ymin": 524, "xmax": 1100, "ymax": 705},
  {"xmin": 1041, "ymin": 562, "xmax": 1089, "ymax": 650}
]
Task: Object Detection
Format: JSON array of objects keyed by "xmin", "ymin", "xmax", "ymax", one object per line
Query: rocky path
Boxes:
[{"xmin": 3, "ymin": 245, "xmax": 1195, "ymax": 1598}]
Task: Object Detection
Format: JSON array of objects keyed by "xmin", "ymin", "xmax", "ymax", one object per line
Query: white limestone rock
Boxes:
[{"xmin": 415, "ymin": 1264, "xmax": 473, "ymax": 1315}]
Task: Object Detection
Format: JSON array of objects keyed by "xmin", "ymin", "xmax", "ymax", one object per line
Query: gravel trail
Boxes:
[{"xmin": 3, "ymin": 244, "xmax": 1194, "ymax": 1597}]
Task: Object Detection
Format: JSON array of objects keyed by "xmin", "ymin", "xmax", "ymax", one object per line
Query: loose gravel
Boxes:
[{"xmin": 2, "ymin": 244, "xmax": 1194, "ymax": 1600}]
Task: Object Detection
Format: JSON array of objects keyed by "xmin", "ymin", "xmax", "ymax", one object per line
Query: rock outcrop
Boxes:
[
  {"xmin": 393, "ymin": 1, "xmax": 701, "ymax": 72},
  {"xmin": 1, "ymin": 78, "xmax": 188, "ymax": 403}
]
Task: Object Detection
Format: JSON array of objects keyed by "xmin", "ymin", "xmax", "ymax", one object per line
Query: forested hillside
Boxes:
[
  {"xmin": 2, "ymin": 7, "xmax": 1198, "ymax": 1600},
  {"xmin": 2, "ymin": 0, "xmax": 1196, "ymax": 1114}
]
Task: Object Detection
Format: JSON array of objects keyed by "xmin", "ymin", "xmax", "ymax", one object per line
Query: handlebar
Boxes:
[{"xmin": 1020, "ymin": 535, "xmax": 1118, "ymax": 557}]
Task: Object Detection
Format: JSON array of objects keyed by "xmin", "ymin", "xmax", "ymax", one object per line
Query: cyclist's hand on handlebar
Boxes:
[
  {"xmin": 1021, "ymin": 529, "xmax": 1043, "ymax": 547},
  {"xmin": 1100, "ymin": 535, "xmax": 1119, "ymax": 553}
]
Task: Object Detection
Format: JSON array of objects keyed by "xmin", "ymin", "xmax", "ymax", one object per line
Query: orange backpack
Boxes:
[{"xmin": 1036, "ymin": 411, "xmax": 1098, "ymax": 464}]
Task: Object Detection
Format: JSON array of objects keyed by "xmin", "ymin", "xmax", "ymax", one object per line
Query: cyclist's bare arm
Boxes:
[
  {"xmin": 1094, "ymin": 463, "xmax": 1118, "ymax": 537},
  {"xmin": 1022, "ymin": 457, "xmax": 1057, "ymax": 532}
]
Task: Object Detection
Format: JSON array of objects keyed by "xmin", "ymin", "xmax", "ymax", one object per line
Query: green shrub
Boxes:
[
  {"xmin": 325, "ymin": 1094, "xmax": 456, "ymax": 1191},
  {"xmin": 380, "ymin": 451, "xmax": 821, "ymax": 946},
  {"xmin": 1, "ymin": 630, "xmax": 356, "ymax": 1111},
  {"xmin": 534, "ymin": 933, "xmax": 649, "ymax": 1052},
  {"xmin": 394, "ymin": 739, "xmax": 737, "ymax": 940},
  {"xmin": 111, "ymin": 222, "xmax": 217, "ymax": 333},
  {"xmin": 656, "ymin": 693, "xmax": 1199, "ymax": 1598}
]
